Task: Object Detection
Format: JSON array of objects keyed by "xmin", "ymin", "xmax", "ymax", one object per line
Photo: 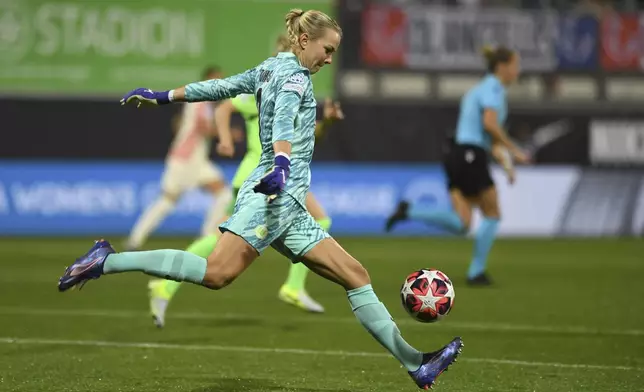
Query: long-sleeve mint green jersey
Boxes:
[{"xmin": 183, "ymin": 52, "xmax": 316, "ymax": 206}]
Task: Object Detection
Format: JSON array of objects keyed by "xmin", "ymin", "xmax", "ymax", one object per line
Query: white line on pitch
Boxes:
[
  {"xmin": 1, "ymin": 306, "xmax": 642, "ymax": 337},
  {"xmin": 0, "ymin": 337, "xmax": 640, "ymax": 372}
]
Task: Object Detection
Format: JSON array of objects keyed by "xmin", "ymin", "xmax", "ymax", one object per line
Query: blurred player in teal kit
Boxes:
[
  {"xmin": 58, "ymin": 8, "xmax": 462, "ymax": 390},
  {"xmin": 387, "ymin": 46, "xmax": 530, "ymax": 286}
]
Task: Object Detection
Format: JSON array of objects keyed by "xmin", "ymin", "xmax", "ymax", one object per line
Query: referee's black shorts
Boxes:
[{"xmin": 443, "ymin": 143, "xmax": 495, "ymax": 197}]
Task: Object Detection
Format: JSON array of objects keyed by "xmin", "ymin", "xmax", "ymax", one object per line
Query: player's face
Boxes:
[
  {"xmin": 501, "ymin": 54, "xmax": 520, "ymax": 84},
  {"xmin": 302, "ymin": 28, "xmax": 341, "ymax": 74}
]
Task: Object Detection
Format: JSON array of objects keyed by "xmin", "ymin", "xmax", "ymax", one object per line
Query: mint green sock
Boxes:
[
  {"xmin": 157, "ymin": 234, "xmax": 220, "ymax": 298},
  {"xmin": 104, "ymin": 250, "xmax": 207, "ymax": 285},
  {"xmin": 348, "ymin": 284, "xmax": 423, "ymax": 372}
]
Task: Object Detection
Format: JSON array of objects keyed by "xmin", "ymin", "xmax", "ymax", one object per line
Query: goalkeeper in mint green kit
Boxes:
[
  {"xmin": 58, "ymin": 9, "xmax": 462, "ymax": 390},
  {"xmin": 148, "ymin": 77, "xmax": 344, "ymax": 323}
]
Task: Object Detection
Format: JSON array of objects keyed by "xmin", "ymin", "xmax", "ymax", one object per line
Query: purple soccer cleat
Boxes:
[
  {"xmin": 58, "ymin": 240, "xmax": 115, "ymax": 292},
  {"xmin": 409, "ymin": 337, "xmax": 464, "ymax": 390}
]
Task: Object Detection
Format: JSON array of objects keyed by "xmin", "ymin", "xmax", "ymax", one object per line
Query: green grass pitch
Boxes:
[{"xmin": 0, "ymin": 237, "xmax": 642, "ymax": 391}]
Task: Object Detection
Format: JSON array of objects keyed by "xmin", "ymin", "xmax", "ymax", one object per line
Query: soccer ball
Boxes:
[{"xmin": 400, "ymin": 269, "xmax": 455, "ymax": 323}]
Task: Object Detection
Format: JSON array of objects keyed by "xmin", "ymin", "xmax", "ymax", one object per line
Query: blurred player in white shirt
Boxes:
[{"xmin": 125, "ymin": 66, "xmax": 234, "ymax": 251}]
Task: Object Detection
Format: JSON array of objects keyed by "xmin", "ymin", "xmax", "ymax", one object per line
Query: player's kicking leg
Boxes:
[
  {"xmin": 270, "ymin": 207, "xmax": 462, "ymax": 389},
  {"xmin": 301, "ymin": 237, "xmax": 463, "ymax": 389},
  {"xmin": 59, "ymin": 186, "xmax": 261, "ymax": 296},
  {"xmin": 59, "ymin": 230, "xmax": 257, "ymax": 294}
]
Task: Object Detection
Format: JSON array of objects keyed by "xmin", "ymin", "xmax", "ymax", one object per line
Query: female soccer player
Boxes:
[
  {"xmin": 146, "ymin": 35, "xmax": 344, "ymax": 325},
  {"xmin": 386, "ymin": 46, "xmax": 530, "ymax": 286},
  {"xmin": 125, "ymin": 66, "xmax": 234, "ymax": 251},
  {"xmin": 58, "ymin": 9, "xmax": 462, "ymax": 390}
]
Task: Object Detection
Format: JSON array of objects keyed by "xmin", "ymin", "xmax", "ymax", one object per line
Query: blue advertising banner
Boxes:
[
  {"xmin": 0, "ymin": 162, "xmax": 451, "ymax": 236},
  {"xmin": 556, "ymin": 15, "xmax": 599, "ymax": 70}
]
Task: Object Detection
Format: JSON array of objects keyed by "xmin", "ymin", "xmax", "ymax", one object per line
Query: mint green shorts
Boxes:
[{"xmin": 219, "ymin": 188, "xmax": 329, "ymax": 263}]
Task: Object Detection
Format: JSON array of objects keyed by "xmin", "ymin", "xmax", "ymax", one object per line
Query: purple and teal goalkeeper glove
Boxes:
[
  {"xmin": 120, "ymin": 88, "xmax": 172, "ymax": 107},
  {"xmin": 253, "ymin": 153, "xmax": 290, "ymax": 203}
]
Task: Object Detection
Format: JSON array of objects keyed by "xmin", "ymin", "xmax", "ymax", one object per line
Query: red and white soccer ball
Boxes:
[{"xmin": 400, "ymin": 269, "xmax": 455, "ymax": 323}]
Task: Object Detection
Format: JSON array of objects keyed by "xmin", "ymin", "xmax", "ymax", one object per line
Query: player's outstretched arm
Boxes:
[
  {"xmin": 183, "ymin": 69, "xmax": 257, "ymax": 102},
  {"xmin": 120, "ymin": 69, "xmax": 257, "ymax": 107}
]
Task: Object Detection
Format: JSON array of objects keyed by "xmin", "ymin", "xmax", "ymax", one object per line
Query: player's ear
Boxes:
[{"xmin": 299, "ymin": 33, "xmax": 309, "ymax": 49}]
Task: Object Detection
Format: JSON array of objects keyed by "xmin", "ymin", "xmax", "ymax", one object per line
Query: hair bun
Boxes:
[{"xmin": 285, "ymin": 8, "xmax": 304, "ymax": 23}]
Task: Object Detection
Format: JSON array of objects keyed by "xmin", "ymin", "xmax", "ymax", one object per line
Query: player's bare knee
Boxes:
[
  {"xmin": 202, "ymin": 273, "xmax": 235, "ymax": 290},
  {"xmin": 203, "ymin": 254, "xmax": 230, "ymax": 289},
  {"xmin": 202, "ymin": 258, "xmax": 237, "ymax": 290},
  {"xmin": 202, "ymin": 237, "xmax": 256, "ymax": 290}
]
